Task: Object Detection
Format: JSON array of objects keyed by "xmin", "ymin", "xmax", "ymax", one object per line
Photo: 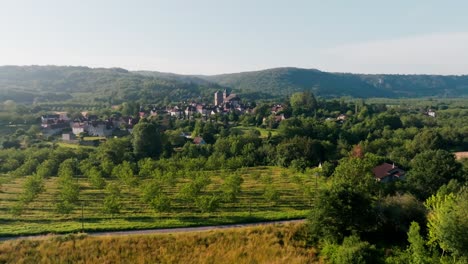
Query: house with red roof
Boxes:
[
  {"xmin": 193, "ymin": 137, "xmax": 206, "ymax": 145},
  {"xmin": 372, "ymin": 162, "xmax": 406, "ymax": 183}
]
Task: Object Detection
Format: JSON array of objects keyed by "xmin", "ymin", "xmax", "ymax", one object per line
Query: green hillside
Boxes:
[
  {"xmin": 1, "ymin": 66, "xmax": 468, "ymax": 104},
  {"xmin": 0, "ymin": 66, "xmax": 220, "ymax": 104},
  {"xmin": 203, "ymin": 67, "xmax": 468, "ymax": 98}
]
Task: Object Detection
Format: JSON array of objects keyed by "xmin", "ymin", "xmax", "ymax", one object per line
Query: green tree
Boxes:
[
  {"xmin": 112, "ymin": 161, "xmax": 137, "ymax": 186},
  {"xmin": 151, "ymin": 193, "xmax": 171, "ymax": 213},
  {"xmin": 321, "ymin": 235, "xmax": 379, "ymax": 264},
  {"xmin": 178, "ymin": 175, "xmax": 211, "ymax": 206},
  {"xmin": 263, "ymin": 184, "xmax": 280, "ymax": 205},
  {"xmin": 195, "ymin": 194, "xmax": 220, "ymax": 213},
  {"xmin": 95, "ymin": 137, "xmax": 133, "ymax": 165},
  {"xmin": 411, "ymin": 130, "xmax": 444, "ymax": 153},
  {"xmin": 87, "ymin": 167, "xmax": 106, "ymax": 189},
  {"xmin": 221, "ymin": 173, "xmax": 244, "ymax": 203},
  {"xmin": 104, "ymin": 183, "xmax": 122, "ymax": 215},
  {"xmin": 330, "ymin": 154, "xmax": 382, "ymax": 195},
  {"xmin": 132, "ymin": 120, "xmax": 162, "ymax": 159},
  {"xmin": 13, "ymin": 158, "xmax": 39, "ymax": 177},
  {"xmin": 20, "ymin": 174, "xmax": 45, "ymax": 203},
  {"xmin": 140, "ymin": 179, "xmax": 172, "ymax": 213},
  {"xmin": 35, "ymin": 159, "xmax": 59, "ymax": 178},
  {"xmin": 309, "ymin": 182, "xmax": 376, "ymax": 243},
  {"xmin": 407, "ymin": 150, "xmax": 463, "ymax": 200},
  {"xmin": 56, "ymin": 159, "xmax": 79, "ymax": 214},
  {"xmin": 377, "ymin": 194, "xmax": 427, "ymax": 241},
  {"xmin": 290, "ymin": 91, "xmax": 317, "ymax": 116},
  {"xmin": 138, "ymin": 158, "xmax": 158, "ymax": 178},
  {"xmin": 425, "ymin": 189, "xmax": 468, "ymax": 260},
  {"xmin": 406, "ymin": 222, "xmax": 430, "ymax": 264}
]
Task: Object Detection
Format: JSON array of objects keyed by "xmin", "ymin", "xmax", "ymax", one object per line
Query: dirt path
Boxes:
[{"xmin": 0, "ymin": 219, "xmax": 306, "ymax": 242}]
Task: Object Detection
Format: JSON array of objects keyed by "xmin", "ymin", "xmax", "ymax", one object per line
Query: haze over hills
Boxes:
[{"xmin": 1, "ymin": 65, "xmax": 468, "ymax": 103}]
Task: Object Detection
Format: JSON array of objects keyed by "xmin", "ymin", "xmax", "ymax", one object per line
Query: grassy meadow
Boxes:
[
  {"xmin": 0, "ymin": 166, "xmax": 321, "ymax": 236},
  {"xmin": 0, "ymin": 222, "xmax": 316, "ymax": 264}
]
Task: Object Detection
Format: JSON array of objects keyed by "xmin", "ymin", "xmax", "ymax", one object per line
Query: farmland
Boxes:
[{"xmin": 0, "ymin": 166, "xmax": 320, "ymax": 236}]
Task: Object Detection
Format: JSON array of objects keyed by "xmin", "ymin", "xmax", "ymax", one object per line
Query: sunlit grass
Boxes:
[{"xmin": 0, "ymin": 222, "xmax": 317, "ymax": 264}]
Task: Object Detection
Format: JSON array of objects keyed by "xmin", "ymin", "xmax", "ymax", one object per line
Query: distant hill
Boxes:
[
  {"xmin": 0, "ymin": 66, "xmax": 221, "ymax": 104},
  {"xmin": 1, "ymin": 66, "xmax": 468, "ymax": 104},
  {"xmin": 201, "ymin": 67, "xmax": 468, "ymax": 98},
  {"xmin": 134, "ymin": 71, "xmax": 214, "ymax": 86}
]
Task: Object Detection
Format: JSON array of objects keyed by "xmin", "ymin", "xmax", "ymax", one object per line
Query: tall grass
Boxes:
[{"xmin": 0, "ymin": 223, "xmax": 317, "ymax": 264}]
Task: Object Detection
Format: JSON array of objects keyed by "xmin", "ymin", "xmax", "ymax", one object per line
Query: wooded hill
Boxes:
[
  {"xmin": 0, "ymin": 66, "xmax": 221, "ymax": 104},
  {"xmin": 201, "ymin": 67, "xmax": 468, "ymax": 98},
  {"xmin": 1, "ymin": 65, "xmax": 468, "ymax": 103}
]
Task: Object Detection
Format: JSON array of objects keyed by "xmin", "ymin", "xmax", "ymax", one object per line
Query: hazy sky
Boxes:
[{"xmin": 1, "ymin": 0, "xmax": 468, "ymax": 75}]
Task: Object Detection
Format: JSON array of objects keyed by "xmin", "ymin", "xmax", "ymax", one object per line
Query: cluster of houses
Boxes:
[
  {"xmin": 141, "ymin": 89, "xmax": 253, "ymax": 119},
  {"xmin": 40, "ymin": 89, "xmax": 255, "ymax": 138},
  {"xmin": 41, "ymin": 112, "xmax": 139, "ymax": 138}
]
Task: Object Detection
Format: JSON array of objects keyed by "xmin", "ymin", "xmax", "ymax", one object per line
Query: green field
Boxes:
[
  {"xmin": 0, "ymin": 166, "xmax": 321, "ymax": 237},
  {"xmin": 236, "ymin": 126, "xmax": 279, "ymax": 138}
]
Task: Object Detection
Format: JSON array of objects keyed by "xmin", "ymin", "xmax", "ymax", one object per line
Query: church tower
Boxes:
[
  {"xmin": 223, "ymin": 89, "xmax": 228, "ymax": 101},
  {"xmin": 214, "ymin": 90, "xmax": 223, "ymax": 106}
]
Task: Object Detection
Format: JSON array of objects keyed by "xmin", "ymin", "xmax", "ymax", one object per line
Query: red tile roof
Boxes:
[{"xmin": 372, "ymin": 163, "xmax": 396, "ymax": 179}]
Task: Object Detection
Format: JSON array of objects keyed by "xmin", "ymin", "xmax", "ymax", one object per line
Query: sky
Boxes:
[{"xmin": 1, "ymin": 0, "xmax": 468, "ymax": 75}]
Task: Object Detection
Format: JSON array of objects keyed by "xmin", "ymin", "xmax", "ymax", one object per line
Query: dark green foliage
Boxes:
[
  {"xmin": 94, "ymin": 137, "xmax": 133, "ymax": 175},
  {"xmin": 407, "ymin": 150, "xmax": 463, "ymax": 200},
  {"xmin": 376, "ymin": 194, "xmax": 427, "ymax": 242},
  {"xmin": 13, "ymin": 159, "xmax": 39, "ymax": 177},
  {"xmin": 309, "ymin": 183, "xmax": 376, "ymax": 243},
  {"xmin": 35, "ymin": 159, "xmax": 59, "ymax": 178},
  {"xmin": 411, "ymin": 130, "xmax": 444, "ymax": 152},
  {"xmin": 276, "ymin": 136, "xmax": 326, "ymax": 169},
  {"xmin": 132, "ymin": 120, "xmax": 162, "ymax": 159}
]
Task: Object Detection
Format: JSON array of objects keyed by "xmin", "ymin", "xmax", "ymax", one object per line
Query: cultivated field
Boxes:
[{"xmin": 0, "ymin": 166, "xmax": 321, "ymax": 236}]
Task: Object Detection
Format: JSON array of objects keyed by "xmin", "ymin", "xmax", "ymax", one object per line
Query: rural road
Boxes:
[{"xmin": 0, "ymin": 219, "xmax": 306, "ymax": 242}]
